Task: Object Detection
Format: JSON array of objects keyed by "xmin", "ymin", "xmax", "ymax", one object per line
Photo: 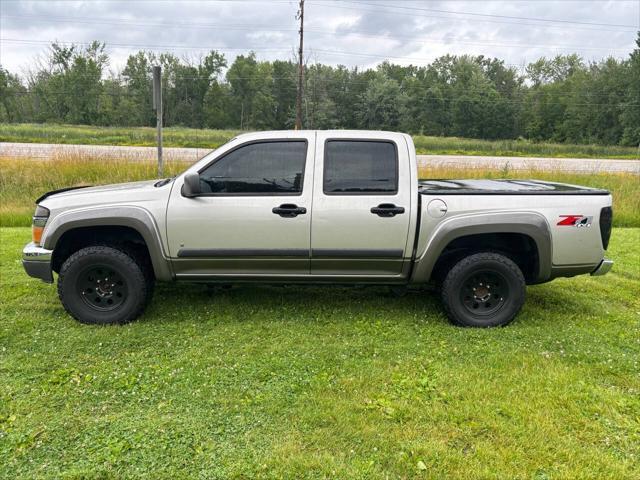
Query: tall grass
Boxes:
[
  {"xmin": 0, "ymin": 154, "xmax": 188, "ymax": 227},
  {"xmin": 1, "ymin": 154, "xmax": 637, "ymax": 228},
  {"xmin": 0, "ymin": 123, "xmax": 239, "ymax": 149},
  {"xmin": 1, "ymin": 123, "xmax": 638, "ymax": 159},
  {"xmin": 412, "ymin": 135, "xmax": 639, "ymax": 160}
]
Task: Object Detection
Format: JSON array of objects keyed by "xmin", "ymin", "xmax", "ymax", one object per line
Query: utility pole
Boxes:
[
  {"xmin": 152, "ymin": 65, "xmax": 164, "ymax": 177},
  {"xmin": 295, "ymin": 0, "xmax": 304, "ymax": 130}
]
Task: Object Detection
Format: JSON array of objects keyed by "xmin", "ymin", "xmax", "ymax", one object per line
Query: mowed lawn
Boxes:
[{"xmin": 1, "ymin": 227, "xmax": 639, "ymax": 478}]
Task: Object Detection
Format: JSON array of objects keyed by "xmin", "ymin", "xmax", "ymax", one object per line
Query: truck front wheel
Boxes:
[
  {"xmin": 58, "ymin": 245, "xmax": 153, "ymax": 325},
  {"xmin": 441, "ymin": 252, "xmax": 525, "ymax": 327}
]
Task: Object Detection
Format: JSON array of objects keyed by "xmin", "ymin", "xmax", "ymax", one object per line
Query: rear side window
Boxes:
[
  {"xmin": 199, "ymin": 141, "xmax": 307, "ymax": 194},
  {"xmin": 323, "ymin": 140, "xmax": 397, "ymax": 194}
]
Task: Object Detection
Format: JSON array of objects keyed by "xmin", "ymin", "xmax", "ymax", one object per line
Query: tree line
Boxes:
[{"xmin": 1, "ymin": 35, "xmax": 638, "ymax": 146}]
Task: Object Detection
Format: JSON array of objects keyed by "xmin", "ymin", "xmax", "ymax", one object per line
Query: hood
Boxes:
[
  {"xmin": 38, "ymin": 178, "xmax": 175, "ymax": 213},
  {"xmin": 38, "ymin": 179, "xmax": 165, "ymax": 203}
]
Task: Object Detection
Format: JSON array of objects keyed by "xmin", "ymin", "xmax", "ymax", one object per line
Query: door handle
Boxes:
[
  {"xmin": 371, "ymin": 203, "xmax": 405, "ymax": 217},
  {"xmin": 272, "ymin": 203, "xmax": 307, "ymax": 218}
]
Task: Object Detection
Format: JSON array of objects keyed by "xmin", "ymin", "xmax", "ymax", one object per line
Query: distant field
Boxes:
[
  {"xmin": 1, "ymin": 123, "xmax": 638, "ymax": 159},
  {"xmin": 1, "ymin": 155, "xmax": 638, "ymax": 228}
]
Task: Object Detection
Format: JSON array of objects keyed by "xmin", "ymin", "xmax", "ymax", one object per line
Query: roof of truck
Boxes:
[{"xmin": 232, "ymin": 130, "xmax": 406, "ymax": 139}]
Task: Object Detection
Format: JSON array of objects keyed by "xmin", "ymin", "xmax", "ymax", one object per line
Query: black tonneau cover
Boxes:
[{"xmin": 418, "ymin": 179, "xmax": 609, "ymax": 196}]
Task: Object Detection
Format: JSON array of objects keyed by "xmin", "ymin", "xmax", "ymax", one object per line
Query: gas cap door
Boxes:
[{"xmin": 427, "ymin": 199, "xmax": 448, "ymax": 218}]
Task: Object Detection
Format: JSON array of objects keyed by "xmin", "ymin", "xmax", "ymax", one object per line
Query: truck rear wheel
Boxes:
[
  {"xmin": 58, "ymin": 245, "xmax": 153, "ymax": 325},
  {"xmin": 440, "ymin": 252, "xmax": 525, "ymax": 327}
]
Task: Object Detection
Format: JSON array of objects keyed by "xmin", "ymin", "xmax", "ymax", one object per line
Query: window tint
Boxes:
[
  {"xmin": 199, "ymin": 141, "xmax": 307, "ymax": 194},
  {"xmin": 323, "ymin": 141, "xmax": 397, "ymax": 194}
]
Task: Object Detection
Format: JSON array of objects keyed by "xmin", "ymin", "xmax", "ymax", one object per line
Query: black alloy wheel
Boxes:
[
  {"xmin": 77, "ymin": 265, "xmax": 128, "ymax": 311},
  {"xmin": 460, "ymin": 270, "xmax": 508, "ymax": 316}
]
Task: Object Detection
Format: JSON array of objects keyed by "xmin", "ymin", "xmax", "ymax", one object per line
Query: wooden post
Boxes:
[
  {"xmin": 295, "ymin": 0, "xmax": 304, "ymax": 130},
  {"xmin": 152, "ymin": 66, "xmax": 163, "ymax": 177}
]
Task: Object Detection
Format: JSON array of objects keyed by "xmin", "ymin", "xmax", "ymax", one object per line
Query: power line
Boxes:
[
  {"xmin": 1, "ymin": 14, "xmax": 298, "ymax": 32},
  {"xmin": 4, "ymin": 36, "xmax": 632, "ymax": 87},
  {"xmin": 8, "ymin": 62, "xmax": 634, "ymax": 91},
  {"xmin": 2, "ymin": 14, "xmax": 632, "ymax": 52},
  {"xmin": 0, "ymin": 0, "xmax": 295, "ymax": 2},
  {"xmin": 330, "ymin": 0, "xmax": 638, "ymax": 29},
  {"xmin": 4, "ymin": 2, "xmax": 634, "ymax": 31},
  {"xmin": 13, "ymin": 90, "xmax": 639, "ymax": 108},
  {"xmin": 308, "ymin": 48, "xmax": 624, "ymax": 65},
  {"xmin": 11, "ymin": 74, "xmax": 631, "ymax": 98},
  {"xmin": 1, "ymin": 38, "xmax": 294, "ymax": 53},
  {"xmin": 309, "ymin": 0, "xmax": 639, "ymax": 33},
  {"xmin": 307, "ymin": 31, "xmax": 631, "ymax": 52},
  {"xmin": 2, "ymin": 38, "xmax": 631, "ymax": 70}
]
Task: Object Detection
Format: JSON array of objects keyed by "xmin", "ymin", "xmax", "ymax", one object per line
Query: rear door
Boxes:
[
  {"xmin": 166, "ymin": 132, "xmax": 315, "ymax": 277},
  {"xmin": 310, "ymin": 132, "xmax": 413, "ymax": 276}
]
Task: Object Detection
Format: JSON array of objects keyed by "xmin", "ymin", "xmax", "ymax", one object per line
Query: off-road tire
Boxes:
[
  {"xmin": 58, "ymin": 245, "xmax": 153, "ymax": 325},
  {"xmin": 127, "ymin": 245, "xmax": 155, "ymax": 307},
  {"xmin": 441, "ymin": 252, "xmax": 525, "ymax": 328}
]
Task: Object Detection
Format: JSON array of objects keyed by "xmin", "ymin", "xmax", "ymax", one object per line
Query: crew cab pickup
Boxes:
[{"xmin": 23, "ymin": 130, "xmax": 614, "ymax": 327}]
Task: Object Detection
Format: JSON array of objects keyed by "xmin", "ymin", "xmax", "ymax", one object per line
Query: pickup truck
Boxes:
[{"xmin": 23, "ymin": 130, "xmax": 614, "ymax": 327}]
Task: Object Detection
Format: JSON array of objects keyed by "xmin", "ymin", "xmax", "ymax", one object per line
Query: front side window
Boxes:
[
  {"xmin": 199, "ymin": 141, "xmax": 307, "ymax": 194},
  {"xmin": 323, "ymin": 140, "xmax": 397, "ymax": 194}
]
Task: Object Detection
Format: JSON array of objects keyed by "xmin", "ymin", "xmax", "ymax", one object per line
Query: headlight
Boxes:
[{"xmin": 32, "ymin": 205, "xmax": 50, "ymax": 245}]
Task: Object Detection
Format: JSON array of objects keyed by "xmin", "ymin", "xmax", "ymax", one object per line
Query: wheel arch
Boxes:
[
  {"xmin": 411, "ymin": 212, "xmax": 552, "ymax": 284},
  {"xmin": 43, "ymin": 206, "xmax": 173, "ymax": 281}
]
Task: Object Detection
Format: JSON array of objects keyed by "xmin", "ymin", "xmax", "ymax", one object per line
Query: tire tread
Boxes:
[
  {"xmin": 441, "ymin": 251, "xmax": 525, "ymax": 328},
  {"xmin": 58, "ymin": 245, "xmax": 153, "ymax": 325}
]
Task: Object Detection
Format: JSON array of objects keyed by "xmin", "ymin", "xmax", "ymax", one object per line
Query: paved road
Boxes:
[
  {"xmin": 0, "ymin": 142, "xmax": 211, "ymax": 163},
  {"xmin": 421, "ymin": 154, "xmax": 640, "ymax": 173},
  {"xmin": 2, "ymin": 142, "xmax": 639, "ymax": 174}
]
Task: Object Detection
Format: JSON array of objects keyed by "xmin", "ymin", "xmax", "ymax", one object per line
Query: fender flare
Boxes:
[
  {"xmin": 410, "ymin": 211, "xmax": 552, "ymax": 284},
  {"xmin": 42, "ymin": 206, "xmax": 173, "ymax": 281}
]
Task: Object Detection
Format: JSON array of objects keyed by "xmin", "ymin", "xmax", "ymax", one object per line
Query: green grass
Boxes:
[
  {"xmin": 2, "ymin": 157, "xmax": 638, "ymax": 228},
  {"xmin": 1, "ymin": 226, "xmax": 639, "ymax": 478},
  {"xmin": 1, "ymin": 123, "xmax": 638, "ymax": 159}
]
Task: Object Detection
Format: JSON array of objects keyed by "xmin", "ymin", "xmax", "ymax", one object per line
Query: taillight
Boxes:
[
  {"xmin": 32, "ymin": 205, "xmax": 49, "ymax": 245},
  {"xmin": 599, "ymin": 206, "xmax": 612, "ymax": 250}
]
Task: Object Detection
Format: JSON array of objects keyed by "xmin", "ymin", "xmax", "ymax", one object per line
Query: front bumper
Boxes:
[
  {"xmin": 22, "ymin": 242, "xmax": 54, "ymax": 283},
  {"xmin": 591, "ymin": 258, "xmax": 613, "ymax": 276}
]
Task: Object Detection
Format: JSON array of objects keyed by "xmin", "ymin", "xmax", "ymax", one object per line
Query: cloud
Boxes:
[{"xmin": 0, "ymin": 0, "xmax": 637, "ymax": 76}]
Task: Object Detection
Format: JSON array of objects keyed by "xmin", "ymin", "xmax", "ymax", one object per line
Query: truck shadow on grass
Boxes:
[
  {"xmin": 146, "ymin": 283, "xmax": 445, "ymax": 324},
  {"xmin": 138, "ymin": 281, "xmax": 603, "ymax": 328}
]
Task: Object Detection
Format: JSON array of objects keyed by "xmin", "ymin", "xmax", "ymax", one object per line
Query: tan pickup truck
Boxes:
[{"xmin": 23, "ymin": 130, "xmax": 613, "ymax": 327}]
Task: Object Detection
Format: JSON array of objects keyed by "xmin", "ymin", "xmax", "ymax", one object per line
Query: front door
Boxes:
[
  {"xmin": 310, "ymin": 133, "xmax": 412, "ymax": 276},
  {"xmin": 167, "ymin": 135, "xmax": 315, "ymax": 277}
]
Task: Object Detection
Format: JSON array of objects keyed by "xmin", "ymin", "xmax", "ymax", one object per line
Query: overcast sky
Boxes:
[{"xmin": 1, "ymin": 0, "xmax": 638, "ymax": 77}]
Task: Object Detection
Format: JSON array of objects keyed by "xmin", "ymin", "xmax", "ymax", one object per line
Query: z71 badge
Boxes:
[{"xmin": 557, "ymin": 215, "xmax": 593, "ymax": 227}]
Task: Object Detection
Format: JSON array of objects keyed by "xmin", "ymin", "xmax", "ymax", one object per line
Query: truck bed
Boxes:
[{"xmin": 418, "ymin": 179, "xmax": 609, "ymax": 196}]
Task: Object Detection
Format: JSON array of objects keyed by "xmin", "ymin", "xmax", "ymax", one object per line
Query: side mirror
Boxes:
[{"xmin": 182, "ymin": 173, "xmax": 201, "ymax": 197}]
